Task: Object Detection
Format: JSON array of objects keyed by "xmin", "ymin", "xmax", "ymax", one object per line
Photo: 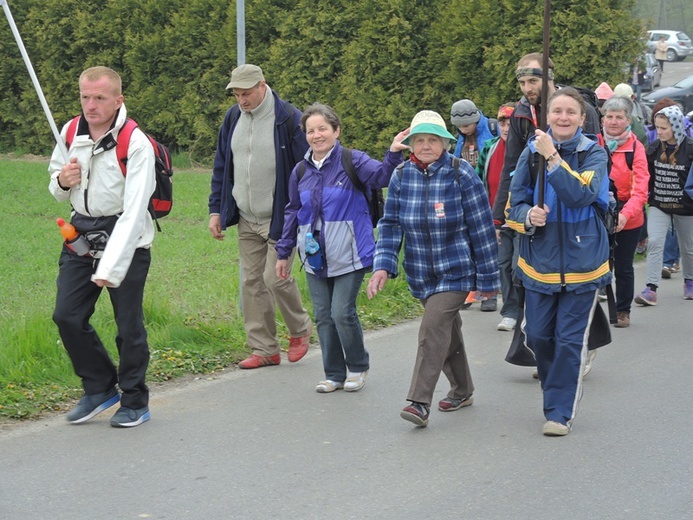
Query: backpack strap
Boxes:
[
  {"xmin": 296, "ymin": 160, "xmax": 307, "ymax": 181},
  {"xmin": 452, "ymin": 156, "xmax": 461, "ymax": 185},
  {"xmin": 65, "ymin": 115, "xmax": 137, "ymax": 179},
  {"xmin": 340, "ymin": 148, "xmax": 366, "ymax": 194},
  {"xmin": 65, "ymin": 116, "xmax": 80, "ymax": 148},
  {"xmin": 115, "ymin": 119, "xmax": 139, "ymax": 176},
  {"xmin": 487, "ymin": 118, "xmax": 499, "ymax": 137}
]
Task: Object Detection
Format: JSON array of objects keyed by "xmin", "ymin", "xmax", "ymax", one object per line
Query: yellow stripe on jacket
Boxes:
[{"xmin": 517, "ymin": 256, "xmax": 611, "ymax": 284}]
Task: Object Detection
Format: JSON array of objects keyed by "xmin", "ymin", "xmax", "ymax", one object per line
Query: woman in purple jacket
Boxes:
[{"xmin": 276, "ymin": 103, "xmax": 408, "ymax": 394}]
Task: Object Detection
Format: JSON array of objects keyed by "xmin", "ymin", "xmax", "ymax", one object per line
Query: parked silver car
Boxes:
[{"xmin": 647, "ymin": 30, "xmax": 693, "ymax": 62}]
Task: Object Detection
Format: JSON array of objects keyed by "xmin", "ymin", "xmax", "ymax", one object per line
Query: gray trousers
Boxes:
[
  {"xmin": 406, "ymin": 291, "xmax": 474, "ymax": 406},
  {"xmin": 645, "ymin": 207, "xmax": 693, "ymax": 286}
]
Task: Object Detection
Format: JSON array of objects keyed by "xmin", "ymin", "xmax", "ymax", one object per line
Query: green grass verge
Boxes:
[{"xmin": 0, "ymin": 155, "xmax": 421, "ymax": 421}]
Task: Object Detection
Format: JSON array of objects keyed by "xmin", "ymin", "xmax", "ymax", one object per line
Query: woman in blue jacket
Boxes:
[
  {"xmin": 506, "ymin": 87, "xmax": 611, "ymax": 437},
  {"xmin": 276, "ymin": 103, "xmax": 408, "ymax": 394}
]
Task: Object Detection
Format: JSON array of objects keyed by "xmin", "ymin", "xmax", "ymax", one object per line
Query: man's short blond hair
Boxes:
[{"xmin": 79, "ymin": 66, "xmax": 122, "ymax": 95}]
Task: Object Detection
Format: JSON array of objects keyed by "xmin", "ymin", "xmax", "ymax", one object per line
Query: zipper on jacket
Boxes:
[{"xmin": 423, "ymin": 168, "xmax": 436, "ymax": 277}]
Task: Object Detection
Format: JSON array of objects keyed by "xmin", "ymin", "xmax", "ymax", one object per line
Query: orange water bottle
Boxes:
[{"xmin": 56, "ymin": 218, "xmax": 91, "ymax": 256}]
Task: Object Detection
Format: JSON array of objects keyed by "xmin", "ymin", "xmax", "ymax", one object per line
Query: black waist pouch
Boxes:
[{"xmin": 71, "ymin": 213, "xmax": 119, "ymax": 256}]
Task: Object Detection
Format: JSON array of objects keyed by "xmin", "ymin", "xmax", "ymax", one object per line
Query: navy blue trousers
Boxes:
[{"xmin": 525, "ymin": 288, "xmax": 598, "ymax": 425}]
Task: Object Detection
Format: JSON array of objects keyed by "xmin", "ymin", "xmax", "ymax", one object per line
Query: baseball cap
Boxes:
[{"xmin": 226, "ymin": 64, "xmax": 265, "ymax": 90}]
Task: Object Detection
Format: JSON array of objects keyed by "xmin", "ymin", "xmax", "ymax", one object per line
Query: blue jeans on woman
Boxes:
[{"xmin": 306, "ymin": 268, "xmax": 369, "ymax": 383}]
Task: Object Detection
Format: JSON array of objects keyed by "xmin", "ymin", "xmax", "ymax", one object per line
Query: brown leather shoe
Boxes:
[
  {"xmin": 615, "ymin": 311, "xmax": 630, "ymax": 328},
  {"xmin": 238, "ymin": 353, "xmax": 281, "ymax": 369}
]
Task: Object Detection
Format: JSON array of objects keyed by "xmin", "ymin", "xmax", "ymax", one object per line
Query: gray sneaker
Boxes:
[
  {"xmin": 67, "ymin": 387, "xmax": 120, "ymax": 424},
  {"xmin": 110, "ymin": 406, "xmax": 150, "ymax": 428},
  {"xmin": 480, "ymin": 297, "xmax": 497, "ymax": 312}
]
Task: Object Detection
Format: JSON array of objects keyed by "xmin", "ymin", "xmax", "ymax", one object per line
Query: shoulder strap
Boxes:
[
  {"xmin": 340, "ymin": 148, "xmax": 366, "ymax": 194},
  {"xmin": 65, "ymin": 116, "xmax": 80, "ymax": 148},
  {"xmin": 487, "ymin": 118, "xmax": 498, "ymax": 137},
  {"xmin": 625, "ymin": 140, "xmax": 636, "ymax": 171},
  {"xmin": 115, "ymin": 119, "xmax": 139, "ymax": 177},
  {"xmin": 296, "ymin": 160, "xmax": 307, "ymax": 181},
  {"xmin": 452, "ymin": 156, "xmax": 461, "ymax": 185}
]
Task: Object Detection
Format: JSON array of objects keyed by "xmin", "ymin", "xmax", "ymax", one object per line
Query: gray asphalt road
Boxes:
[
  {"xmin": 656, "ymin": 58, "xmax": 693, "ymax": 87},
  {"xmin": 1, "ymin": 261, "xmax": 692, "ymax": 520}
]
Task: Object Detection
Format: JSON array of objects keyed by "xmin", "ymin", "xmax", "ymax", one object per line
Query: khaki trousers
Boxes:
[
  {"xmin": 238, "ymin": 217, "xmax": 312, "ymax": 356},
  {"xmin": 407, "ymin": 291, "xmax": 474, "ymax": 406}
]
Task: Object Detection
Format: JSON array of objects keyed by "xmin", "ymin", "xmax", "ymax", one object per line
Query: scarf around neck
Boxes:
[
  {"xmin": 410, "ymin": 150, "xmax": 446, "ymax": 170},
  {"xmin": 603, "ymin": 127, "xmax": 632, "ymax": 152}
]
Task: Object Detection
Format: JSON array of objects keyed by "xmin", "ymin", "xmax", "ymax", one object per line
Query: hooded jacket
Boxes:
[
  {"xmin": 506, "ymin": 129, "xmax": 611, "ymax": 295},
  {"xmin": 452, "ymin": 112, "xmax": 497, "ymax": 159}
]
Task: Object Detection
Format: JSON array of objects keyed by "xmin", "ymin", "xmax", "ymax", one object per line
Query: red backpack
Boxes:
[{"xmin": 66, "ymin": 116, "xmax": 173, "ymax": 229}]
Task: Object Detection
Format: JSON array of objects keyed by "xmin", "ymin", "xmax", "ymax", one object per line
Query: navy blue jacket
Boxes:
[{"xmin": 208, "ymin": 90, "xmax": 309, "ymax": 240}]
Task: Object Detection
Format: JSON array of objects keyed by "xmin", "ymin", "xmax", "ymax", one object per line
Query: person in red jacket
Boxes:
[{"xmin": 600, "ymin": 96, "xmax": 650, "ymax": 327}]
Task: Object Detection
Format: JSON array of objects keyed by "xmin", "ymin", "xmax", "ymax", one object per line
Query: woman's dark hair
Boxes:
[
  {"xmin": 651, "ymin": 97, "xmax": 682, "ymax": 119},
  {"xmin": 300, "ymin": 103, "xmax": 341, "ymax": 133},
  {"xmin": 547, "ymin": 87, "xmax": 587, "ymax": 115}
]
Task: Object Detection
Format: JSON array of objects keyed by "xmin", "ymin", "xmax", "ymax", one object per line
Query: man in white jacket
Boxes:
[{"xmin": 48, "ymin": 66, "xmax": 156, "ymax": 428}]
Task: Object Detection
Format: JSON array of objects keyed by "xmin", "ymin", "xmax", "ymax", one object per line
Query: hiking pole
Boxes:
[
  {"xmin": 537, "ymin": 0, "xmax": 551, "ymax": 208},
  {"xmin": 1, "ymin": 0, "xmax": 69, "ymax": 162}
]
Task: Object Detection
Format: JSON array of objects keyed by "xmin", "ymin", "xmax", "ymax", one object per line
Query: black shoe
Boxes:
[
  {"xmin": 400, "ymin": 402, "xmax": 430, "ymax": 427},
  {"xmin": 67, "ymin": 387, "xmax": 120, "ymax": 424},
  {"xmin": 110, "ymin": 406, "xmax": 151, "ymax": 428}
]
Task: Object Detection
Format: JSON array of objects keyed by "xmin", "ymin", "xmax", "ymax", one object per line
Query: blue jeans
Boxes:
[
  {"xmin": 663, "ymin": 222, "xmax": 680, "ymax": 267},
  {"xmin": 306, "ymin": 269, "xmax": 369, "ymax": 382}
]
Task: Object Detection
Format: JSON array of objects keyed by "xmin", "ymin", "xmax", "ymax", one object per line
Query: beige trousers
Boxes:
[{"xmin": 238, "ymin": 217, "xmax": 312, "ymax": 356}]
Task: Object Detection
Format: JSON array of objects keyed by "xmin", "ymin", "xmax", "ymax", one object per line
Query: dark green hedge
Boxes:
[{"xmin": 0, "ymin": 0, "xmax": 644, "ymax": 161}]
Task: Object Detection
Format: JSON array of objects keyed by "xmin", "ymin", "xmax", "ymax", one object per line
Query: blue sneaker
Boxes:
[
  {"xmin": 110, "ymin": 406, "xmax": 150, "ymax": 428},
  {"xmin": 67, "ymin": 387, "xmax": 120, "ymax": 424}
]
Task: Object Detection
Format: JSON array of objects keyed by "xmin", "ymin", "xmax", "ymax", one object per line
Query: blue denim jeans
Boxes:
[{"xmin": 306, "ymin": 269, "xmax": 369, "ymax": 382}]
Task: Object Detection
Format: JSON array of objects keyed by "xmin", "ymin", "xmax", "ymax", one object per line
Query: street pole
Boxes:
[{"xmin": 237, "ymin": 0, "xmax": 245, "ymax": 65}]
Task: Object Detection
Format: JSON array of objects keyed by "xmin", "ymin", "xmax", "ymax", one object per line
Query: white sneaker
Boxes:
[
  {"xmin": 344, "ymin": 370, "xmax": 368, "ymax": 392},
  {"xmin": 497, "ymin": 317, "xmax": 517, "ymax": 331},
  {"xmin": 315, "ymin": 380, "xmax": 344, "ymax": 393},
  {"xmin": 543, "ymin": 420, "xmax": 570, "ymax": 436}
]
